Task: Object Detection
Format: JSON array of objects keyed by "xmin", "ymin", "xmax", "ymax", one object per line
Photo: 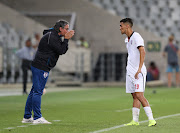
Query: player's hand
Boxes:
[
  {"xmin": 135, "ymin": 69, "xmax": 141, "ymax": 79},
  {"xmin": 64, "ymin": 30, "xmax": 75, "ymax": 39}
]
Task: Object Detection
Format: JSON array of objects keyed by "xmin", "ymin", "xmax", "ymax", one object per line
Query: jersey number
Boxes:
[{"xmin": 135, "ymin": 84, "xmax": 139, "ymax": 89}]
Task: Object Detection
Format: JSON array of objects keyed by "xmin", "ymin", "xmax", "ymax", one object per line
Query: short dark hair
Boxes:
[
  {"xmin": 120, "ymin": 18, "xmax": 133, "ymax": 27},
  {"xmin": 26, "ymin": 38, "xmax": 31, "ymax": 42},
  {"xmin": 54, "ymin": 20, "xmax": 69, "ymax": 32}
]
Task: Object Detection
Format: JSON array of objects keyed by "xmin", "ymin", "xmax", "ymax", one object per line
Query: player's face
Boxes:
[
  {"xmin": 120, "ymin": 22, "xmax": 127, "ymax": 34},
  {"xmin": 60, "ymin": 24, "xmax": 69, "ymax": 36}
]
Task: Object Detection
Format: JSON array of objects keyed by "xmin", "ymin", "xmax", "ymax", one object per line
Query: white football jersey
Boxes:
[{"xmin": 125, "ymin": 32, "xmax": 147, "ymax": 76}]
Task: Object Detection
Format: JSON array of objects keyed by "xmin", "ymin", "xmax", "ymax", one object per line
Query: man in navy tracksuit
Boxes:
[{"xmin": 22, "ymin": 20, "xmax": 75, "ymax": 124}]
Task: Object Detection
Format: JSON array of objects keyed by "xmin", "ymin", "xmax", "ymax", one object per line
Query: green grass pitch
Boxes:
[{"xmin": 0, "ymin": 87, "xmax": 180, "ymax": 133}]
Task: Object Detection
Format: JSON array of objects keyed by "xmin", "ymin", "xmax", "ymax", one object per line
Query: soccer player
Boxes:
[
  {"xmin": 21, "ymin": 20, "xmax": 75, "ymax": 124},
  {"xmin": 119, "ymin": 18, "xmax": 156, "ymax": 127}
]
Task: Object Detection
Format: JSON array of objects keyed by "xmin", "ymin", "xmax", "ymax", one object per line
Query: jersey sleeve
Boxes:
[{"xmin": 134, "ymin": 33, "xmax": 144, "ymax": 48}]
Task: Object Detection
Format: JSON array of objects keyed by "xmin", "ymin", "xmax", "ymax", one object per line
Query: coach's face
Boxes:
[
  {"xmin": 59, "ymin": 24, "xmax": 69, "ymax": 36},
  {"xmin": 120, "ymin": 22, "xmax": 127, "ymax": 34}
]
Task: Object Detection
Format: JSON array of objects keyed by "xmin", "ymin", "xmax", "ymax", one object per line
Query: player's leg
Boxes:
[
  {"xmin": 135, "ymin": 92, "xmax": 149, "ymax": 107},
  {"xmin": 135, "ymin": 73, "xmax": 156, "ymax": 126},
  {"xmin": 131, "ymin": 93, "xmax": 140, "ymax": 123},
  {"xmin": 125, "ymin": 75, "xmax": 140, "ymax": 126},
  {"xmin": 135, "ymin": 92, "xmax": 156, "ymax": 126},
  {"xmin": 132, "ymin": 93, "xmax": 141, "ymax": 108}
]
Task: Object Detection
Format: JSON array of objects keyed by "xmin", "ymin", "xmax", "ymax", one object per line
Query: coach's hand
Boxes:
[
  {"xmin": 135, "ymin": 69, "xmax": 141, "ymax": 79},
  {"xmin": 64, "ymin": 30, "xmax": 75, "ymax": 39}
]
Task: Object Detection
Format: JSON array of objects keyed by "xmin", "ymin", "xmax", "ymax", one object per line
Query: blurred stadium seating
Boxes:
[
  {"xmin": 0, "ymin": 3, "xmax": 91, "ymax": 86},
  {"xmin": 1, "ymin": 0, "xmax": 179, "ymax": 86},
  {"xmin": 0, "ymin": 21, "xmax": 28, "ymax": 83},
  {"xmin": 89, "ymin": 0, "xmax": 180, "ymax": 44}
]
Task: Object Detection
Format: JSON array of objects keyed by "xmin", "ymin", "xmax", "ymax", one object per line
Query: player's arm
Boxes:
[{"xmin": 135, "ymin": 46, "xmax": 145, "ymax": 79}]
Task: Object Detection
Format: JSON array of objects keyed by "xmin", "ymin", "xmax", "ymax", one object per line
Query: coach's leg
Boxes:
[
  {"xmin": 32, "ymin": 85, "xmax": 43, "ymax": 120},
  {"xmin": 23, "ymin": 66, "xmax": 35, "ymax": 119},
  {"xmin": 32, "ymin": 68, "xmax": 49, "ymax": 120},
  {"xmin": 32, "ymin": 71, "xmax": 43, "ymax": 120},
  {"xmin": 24, "ymin": 86, "xmax": 34, "ymax": 119}
]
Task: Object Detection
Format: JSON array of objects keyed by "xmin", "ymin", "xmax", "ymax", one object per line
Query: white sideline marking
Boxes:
[
  {"xmin": 52, "ymin": 120, "xmax": 61, "ymax": 122},
  {"xmin": 29, "ymin": 124, "xmax": 35, "ymax": 125},
  {"xmin": 17, "ymin": 125, "xmax": 28, "ymax": 127},
  {"xmin": 115, "ymin": 105, "xmax": 153, "ymax": 113},
  {"xmin": 2, "ymin": 120, "xmax": 56, "ymax": 131},
  {"xmin": 89, "ymin": 113, "xmax": 180, "ymax": 133},
  {"xmin": 4, "ymin": 127, "xmax": 15, "ymax": 130},
  {"xmin": 115, "ymin": 109, "xmax": 131, "ymax": 112}
]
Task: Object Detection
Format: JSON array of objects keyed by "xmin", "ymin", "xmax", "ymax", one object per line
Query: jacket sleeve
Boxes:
[
  {"xmin": 15, "ymin": 48, "xmax": 24, "ymax": 59},
  {"xmin": 50, "ymin": 35, "xmax": 69, "ymax": 55}
]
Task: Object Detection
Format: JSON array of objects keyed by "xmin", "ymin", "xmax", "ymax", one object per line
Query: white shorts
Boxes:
[{"xmin": 126, "ymin": 73, "xmax": 146, "ymax": 93}]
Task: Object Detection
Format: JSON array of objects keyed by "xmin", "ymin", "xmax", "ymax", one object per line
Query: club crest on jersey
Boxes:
[
  {"xmin": 131, "ymin": 40, "xmax": 133, "ymax": 44},
  {"xmin": 43, "ymin": 72, "xmax": 48, "ymax": 78}
]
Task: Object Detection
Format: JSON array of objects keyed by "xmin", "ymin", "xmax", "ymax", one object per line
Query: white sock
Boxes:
[
  {"xmin": 132, "ymin": 107, "xmax": 140, "ymax": 122},
  {"xmin": 143, "ymin": 106, "xmax": 154, "ymax": 120}
]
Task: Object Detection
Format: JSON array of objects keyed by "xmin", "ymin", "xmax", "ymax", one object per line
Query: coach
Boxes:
[{"xmin": 22, "ymin": 20, "xmax": 75, "ymax": 124}]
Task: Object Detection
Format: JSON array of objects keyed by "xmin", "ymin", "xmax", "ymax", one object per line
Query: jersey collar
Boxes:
[{"xmin": 128, "ymin": 31, "xmax": 134, "ymax": 42}]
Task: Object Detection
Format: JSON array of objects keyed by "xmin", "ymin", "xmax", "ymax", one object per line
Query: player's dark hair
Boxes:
[
  {"xmin": 120, "ymin": 18, "xmax": 133, "ymax": 27},
  {"xmin": 54, "ymin": 20, "xmax": 69, "ymax": 32}
]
